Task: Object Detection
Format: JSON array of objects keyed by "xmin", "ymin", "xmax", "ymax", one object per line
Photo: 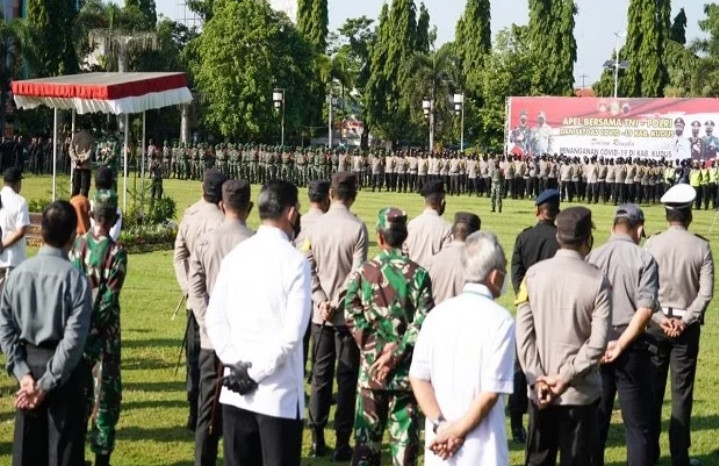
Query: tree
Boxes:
[
  {"xmin": 365, "ymin": 0, "xmax": 418, "ymax": 144},
  {"xmin": 27, "ymin": 0, "xmax": 77, "ymax": 76},
  {"xmin": 194, "ymin": 0, "xmax": 314, "ymax": 140},
  {"xmin": 0, "ymin": 16, "xmax": 38, "ymax": 134},
  {"xmin": 415, "ymin": 3, "xmax": 431, "ymax": 53},
  {"xmin": 475, "ymin": 25, "xmax": 533, "ymax": 149},
  {"xmin": 528, "ymin": 0, "xmax": 576, "ymax": 96},
  {"xmin": 670, "ymin": 7, "xmax": 687, "ymax": 45},
  {"xmin": 455, "ymin": 0, "xmax": 490, "ymax": 90},
  {"xmin": 125, "ymin": 0, "xmax": 157, "ymax": 29},
  {"xmin": 297, "ymin": 0, "xmax": 328, "ymax": 52}
]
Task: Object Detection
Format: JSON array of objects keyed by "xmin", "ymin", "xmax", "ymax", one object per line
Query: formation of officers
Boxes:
[
  {"xmin": 166, "ymin": 158, "xmax": 713, "ymax": 466},
  {"xmin": 148, "ymin": 140, "xmax": 719, "ymax": 211}
]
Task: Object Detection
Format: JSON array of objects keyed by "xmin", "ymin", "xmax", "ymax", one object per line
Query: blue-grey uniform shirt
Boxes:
[
  {"xmin": 586, "ymin": 234, "xmax": 659, "ymax": 326},
  {"xmin": 0, "ymin": 246, "xmax": 92, "ymax": 392}
]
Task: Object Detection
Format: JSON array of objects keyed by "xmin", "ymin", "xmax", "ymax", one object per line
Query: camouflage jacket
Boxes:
[
  {"xmin": 345, "ymin": 248, "xmax": 434, "ymax": 391},
  {"xmin": 71, "ymin": 231, "xmax": 128, "ymax": 362}
]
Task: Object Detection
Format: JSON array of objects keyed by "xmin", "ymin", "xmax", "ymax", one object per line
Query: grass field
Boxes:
[{"xmin": 0, "ymin": 174, "xmax": 718, "ymax": 465}]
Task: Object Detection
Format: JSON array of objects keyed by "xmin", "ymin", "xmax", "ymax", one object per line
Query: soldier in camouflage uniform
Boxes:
[
  {"xmin": 149, "ymin": 147, "xmax": 164, "ymax": 207},
  {"xmin": 162, "ymin": 140, "xmax": 172, "ymax": 178},
  {"xmin": 71, "ymin": 190, "xmax": 128, "ymax": 466},
  {"xmin": 490, "ymin": 158, "xmax": 504, "ymax": 213},
  {"xmin": 214, "ymin": 143, "xmax": 226, "ymax": 175},
  {"xmin": 344, "ymin": 207, "xmax": 434, "ymax": 466}
]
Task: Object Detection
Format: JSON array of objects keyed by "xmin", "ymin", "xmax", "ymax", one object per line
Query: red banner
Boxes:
[{"xmin": 505, "ymin": 97, "xmax": 719, "ymax": 160}]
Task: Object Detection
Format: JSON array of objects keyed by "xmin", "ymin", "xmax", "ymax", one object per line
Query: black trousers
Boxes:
[
  {"xmin": 309, "ymin": 324, "xmax": 360, "ymax": 440},
  {"xmin": 72, "ymin": 168, "xmax": 91, "ymax": 196},
  {"xmin": 195, "ymin": 349, "xmax": 222, "ymax": 466},
  {"xmin": 646, "ymin": 322, "xmax": 701, "ymax": 466},
  {"xmin": 450, "ymin": 175, "xmax": 460, "ymax": 195},
  {"xmin": 525, "ymin": 401, "xmax": 600, "ymax": 466},
  {"xmin": 223, "ymin": 405, "xmax": 303, "ymax": 466},
  {"xmin": 13, "ymin": 345, "xmax": 88, "ymax": 466},
  {"xmin": 187, "ymin": 310, "xmax": 201, "ymax": 427},
  {"xmin": 509, "ymin": 355, "xmax": 528, "ymax": 429},
  {"xmin": 599, "ymin": 331, "xmax": 655, "ymax": 466},
  {"xmin": 371, "ymin": 174, "xmax": 383, "ymax": 191}
]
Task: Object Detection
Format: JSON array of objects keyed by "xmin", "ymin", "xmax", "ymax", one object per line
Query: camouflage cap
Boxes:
[
  {"xmin": 376, "ymin": 207, "xmax": 407, "ymax": 231},
  {"xmin": 93, "ymin": 189, "xmax": 118, "ymax": 210}
]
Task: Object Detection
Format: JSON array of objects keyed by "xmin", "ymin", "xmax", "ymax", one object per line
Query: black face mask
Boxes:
[{"xmin": 292, "ymin": 213, "xmax": 302, "ymax": 240}]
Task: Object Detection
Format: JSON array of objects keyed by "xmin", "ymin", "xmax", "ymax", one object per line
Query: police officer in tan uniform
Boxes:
[
  {"xmin": 188, "ymin": 180, "xmax": 254, "ymax": 466},
  {"xmin": 425, "ymin": 212, "xmax": 481, "ymax": 304},
  {"xmin": 645, "ymin": 184, "xmax": 714, "ymax": 466},
  {"xmin": 516, "ymin": 206, "xmax": 611, "ymax": 466},
  {"xmin": 306, "ymin": 172, "xmax": 369, "ymax": 461},
  {"xmin": 586, "ymin": 204, "xmax": 658, "ymax": 466},
  {"xmin": 173, "ymin": 170, "xmax": 228, "ymax": 431},
  {"xmin": 295, "ymin": 179, "xmax": 330, "ymax": 250},
  {"xmin": 404, "ymin": 180, "xmax": 452, "ymax": 268}
]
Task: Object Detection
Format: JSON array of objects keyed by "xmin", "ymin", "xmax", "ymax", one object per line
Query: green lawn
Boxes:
[{"xmin": 0, "ymin": 174, "xmax": 718, "ymax": 465}]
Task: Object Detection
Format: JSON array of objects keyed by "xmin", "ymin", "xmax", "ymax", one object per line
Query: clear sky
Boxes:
[{"xmin": 150, "ymin": 0, "xmax": 705, "ymax": 87}]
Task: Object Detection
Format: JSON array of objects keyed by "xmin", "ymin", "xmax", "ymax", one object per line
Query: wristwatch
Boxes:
[{"xmin": 430, "ymin": 415, "xmax": 446, "ymax": 434}]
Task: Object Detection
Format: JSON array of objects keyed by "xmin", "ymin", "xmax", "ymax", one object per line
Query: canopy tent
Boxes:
[{"xmin": 11, "ymin": 72, "xmax": 193, "ymax": 210}]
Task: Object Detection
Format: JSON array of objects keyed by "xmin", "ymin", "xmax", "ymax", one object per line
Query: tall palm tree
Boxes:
[{"xmin": 0, "ymin": 15, "xmax": 38, "ymax": 135}]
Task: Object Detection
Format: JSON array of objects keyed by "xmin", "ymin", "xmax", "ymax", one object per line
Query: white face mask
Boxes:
[{"xmin": 499, "ymin": 272, "xmax": 509, "ymax": 298}]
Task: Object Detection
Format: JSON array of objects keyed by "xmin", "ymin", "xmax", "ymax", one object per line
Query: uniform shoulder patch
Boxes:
[
  {"xmin": 514, "ymin": 279, "xmax": 529, "ymax": 306},
  {"xmin": 300, "ymin": 238, "xmax": 311, "ymax": 253}
]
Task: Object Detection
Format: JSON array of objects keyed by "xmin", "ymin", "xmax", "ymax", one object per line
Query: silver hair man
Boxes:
[{"xmin": 462, "ymin": 231, "xmax": 507, "ymax": 284}]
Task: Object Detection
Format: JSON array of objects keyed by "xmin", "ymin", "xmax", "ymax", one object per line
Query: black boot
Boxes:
[
  {"xmin": 94, "ymin": 453, "xmax": 111, "ymax": 466},
  {"xmin": 332, "ymin": 431, "xmax": 353, "ymax": 462},
  {"xmin": 311, "ymin": 429, "xmax": 327, "ymax": 458}
]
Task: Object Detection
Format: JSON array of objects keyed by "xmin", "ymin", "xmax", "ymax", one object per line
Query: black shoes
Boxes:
[
  {"xmin": 332, "ymin": 443, "xmax": 353, "ymax": 462},
  {"xmin": 94, "ymin": 454, "xmax": 111, "ymax": 466},
  {"xmin": 512, "ymin": 426, "xmax": 527, "ymax": 444},
  {"xmin": 311, "ymin": 429, "xmax": 327, "ymax": 458}
]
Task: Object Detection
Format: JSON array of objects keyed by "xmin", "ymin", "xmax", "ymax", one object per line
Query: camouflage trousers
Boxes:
[
  {"xmin": 353, "ymin": 388, "xmax": 419, "ymax": 466},
  {"xmin": 491, "ymin": 180, "xmax": 504, "ymax": 211},
  {"xmin": 84, "ymin": 332, "xmax": 122, "ymax": 456}
]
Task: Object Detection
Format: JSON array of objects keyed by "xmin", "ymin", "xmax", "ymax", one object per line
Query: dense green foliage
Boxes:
[{"xmin": 528, "ymin": 0, "xmax": 576, "ymax": 96}]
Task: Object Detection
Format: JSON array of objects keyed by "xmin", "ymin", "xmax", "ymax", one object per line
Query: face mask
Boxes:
[
  {"xmin": 675, "ymin": 130, "xmax": 683, "ymax": 137},
  {"xmin": 292, "ymin": 213, "xmax": 302, "ymax": 240},
  {"xmin": 498, "ymin": 271, "xmax": 508, "ymax": 298}
]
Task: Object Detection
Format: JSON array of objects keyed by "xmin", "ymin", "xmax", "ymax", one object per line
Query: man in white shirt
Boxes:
[
  {"xmin": 410, "ymin": 231, "xmax": 515, "ymax": 466},
  {"xmin": 207, "ymin": 180, "xmax": 311, "ymax": 466},
  {"xmin": 0, "ymin": 168, "xmax": 30, "ymax": 290}
]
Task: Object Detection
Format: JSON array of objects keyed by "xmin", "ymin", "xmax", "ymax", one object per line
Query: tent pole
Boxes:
[
  {"xmin": 70, "ymin": 109, "xmax": 75, "ymax": 196},
  {"xmin": 123, "ymin": 113, "xmax": 129, "ymax": 212},
  {"xmin": 141, "ymin": 111, "xmax": 146, "ymax": 216},
  {"xmin": 52, "ymin": 108, "xmax": 57, "ymax": 201}
]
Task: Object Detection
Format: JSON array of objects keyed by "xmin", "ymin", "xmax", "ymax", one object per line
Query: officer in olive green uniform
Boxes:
[
  {"xmin": 645, "ymin": 184, "xmax": 714, "ymax": 466},
  {"xmin": 345, "ymin": 207, "xmax": 434, "ymax": 466}
]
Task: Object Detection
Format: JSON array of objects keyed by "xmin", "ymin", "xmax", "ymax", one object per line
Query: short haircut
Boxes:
[
  {"xmin": 42, "ymin": 201, "xmax": 78, "ymax": 248},
  {"xmin": 462, "ymin": 231, "xmax": 506, "ymax": 284},
  {"xmin": 425, "ymin": 192, "xmax": 443, "ymax": 207},
  {"xmin": 666, "ymin": 207, "xmax": 691, "ymax": 224},
  {"xmin": 539, "ymin": 201, "xmax": 560, "ymax": 219},
  {"xmin": 222, "ymin": 180, "xmax": 251, "ymax": 212},
  {"xmin": 93, "ymin": 206, "xmax": 117, "ymax": 226},
  {"xmin": 258, "ymin": 180, "xmax": 299, "ymax": 221},
  {"xmin": 613, "ymin": 216, "xmax": 641, "ymax": 230},
  {"xmin": 380, "ymin": 227, "xmax": 408, "ymax": 248},
  {"xmin": 333, "ymin": 182, "xmax": 357, "ymax": 202},
  {"xmin": 95, "ymin": 166, "xmax": 114, "ymax": 190}
]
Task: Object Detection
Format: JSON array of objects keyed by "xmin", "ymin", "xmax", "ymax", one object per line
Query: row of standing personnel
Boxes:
[{"xmin": 173, "ymin": 166, "xmax": 713, "ymax": 466}]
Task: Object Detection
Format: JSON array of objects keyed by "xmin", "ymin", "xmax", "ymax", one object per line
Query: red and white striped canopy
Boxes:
[{"xmin": 11, "ymin": 72, "xmax": 193, "ymax": 115}]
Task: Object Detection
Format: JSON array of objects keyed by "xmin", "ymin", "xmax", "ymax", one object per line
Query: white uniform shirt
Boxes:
[
  {"xmin": 207, "ymin": 225, "xmax": 311, "ymax": 420},
  {"xmin": 410, "ymin": 283, "xmax": 515, "ymax": 466},
  {"xmin": 0, "ymin": 186, "xmax": 29, "ymax": 268}
]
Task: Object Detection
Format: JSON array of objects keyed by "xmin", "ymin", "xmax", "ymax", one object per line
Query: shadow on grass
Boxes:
[
  {"xmin": 122, "ymin": 399, "xmax": 187, "ymax": 411},
  {"xmin": 124, "ymin": 338, "xmax": 183, "ymax": 350},
  {"xmin": 123, "ymin": 357, "xmax": 174, "ymax": 371},
  {"xmin": 124, "ymin": 381, "xmax": 184, "ymax": 392},
  {"xmin": 119, "ymin": 425, "xmax": 191, "ymax": 444},
  {"xmin": 605, "ymin": 448, "xmax": 719, "ymax": 466}
]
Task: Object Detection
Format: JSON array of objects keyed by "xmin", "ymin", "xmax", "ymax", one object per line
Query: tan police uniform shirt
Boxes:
[
  {"xmin": 188, "ymin": 219, "xmax": 255, "ymax": 349},
  {"xmin": 306, "ymin": 203, "xmax": 368, "ymax": 326},
  {"xmin": 645, "ymin": 225, "xmax": 714, "ymax": 326},
  {"xmin": 294, "ymin": 206, "xmax": 325, "ymax": 250},
  {"xmin": 173, "ymin": 199, "xmax": 225, "ymax": 306},
  {"xmin": 425, "ymin": 241, "xmax": 464, "ymax": 304},
  {"xmin": 69, "ymin": 130, "xmax": 94, "ymax": 170},
  {"xmin": 404, "ymin": 208, "xmax": 452, "ymax": 268},
  {"xmin": 516, "ymin": 249, "xmax": 611, "ymax": 406}
]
